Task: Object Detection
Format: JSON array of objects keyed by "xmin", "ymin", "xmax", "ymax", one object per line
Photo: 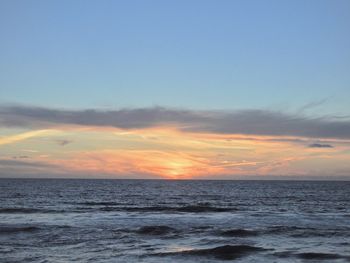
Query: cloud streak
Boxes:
[
  {"xmin": 0, "ymin": 159, "xmax": 55, "ymax": 169},
  {"xmin": 308, "ymin": 143, "xmax": 334, "ymax": 148},
  {"xmin": 56, "ymin": 139, "xmax": 73, "ymax": 146},
  {"xmin": 0, "ymin": 129, "xmax": 53, "ymax": 146},
  {"xmin": 1, "ymin": 105, "xmax": 350, "ymax": 139}
]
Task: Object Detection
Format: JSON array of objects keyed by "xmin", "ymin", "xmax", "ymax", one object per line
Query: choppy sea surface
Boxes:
[{"xmin": 0, "ymin": 179, "xmax": 350, "ymax": 262}]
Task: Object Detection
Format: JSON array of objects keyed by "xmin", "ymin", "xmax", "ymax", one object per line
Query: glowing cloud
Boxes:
[
  {"xmin": 0, "ymin": 106, "xmax": 349, "ymax": 179},
  {"xmin": 0, "ymin": 129, "xmax": 55, "ymax": 146}
]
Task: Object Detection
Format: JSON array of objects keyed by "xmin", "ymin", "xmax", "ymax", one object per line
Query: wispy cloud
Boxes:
[
  {"xmin": 55, "ymin": 139, "xmax": 73, "ymax": 146},
  {"xmin": 296, "ymin": 98, "xmax": 330, "ymax": 114},
  {"xmin": 12, "ymin": 155, "xmax": 29, "ymax": 159},
  {"xmin": 0, "ymin": 159, "xmax": 54, "ymax": 168},
  {"xmin": 1, "ymin": 105, "xmax": 350, "ymax": 139},
  {"xmin": 308, "ymin": 143, "xmax": 334, "ymax": 148},
  {"xmin": 0, "ymin": 129, "xmax": 53, "ymax": 146}
]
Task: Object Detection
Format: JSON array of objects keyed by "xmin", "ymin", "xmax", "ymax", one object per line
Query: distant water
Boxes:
[{"xmin": 1, "ymin": 179, "xmax": 350, "ymax": 262}]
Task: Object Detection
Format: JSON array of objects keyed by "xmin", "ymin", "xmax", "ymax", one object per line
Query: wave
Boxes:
[
  {"xmin": 274, "ymin": 251, "xmax": 349, "ymax": 260},
  {"xmin": 0, "ymin": 208, "xmax": 49, "ymax": 214},
  {"xmin": 297, "ymin": 252, "xmax": 345, "ymax": 260},
  {"xmin": 0, "ymin": 205, "xmax": 233, "ymax": 214},
  {"xmin": 100, "ymin": 205, "xmax": 233, "ymax": 213},
  {"xmin": 265, "ymin": 225, "xmax": 313, "ymax": 234},
  {"xmin": 219, "ymin": 229, "xmax": 258, "ymax": 237},
  {"xmin": 77, "ymin": 201, "xmax": 123, "ymax": 206},
  {"xmin": 290, "ymin": 229, "xmax": 349, "ymax": 238},
  {"xmin": 175, "ymin": 205, "xmax": 232, "ymax": 213},
  {"xmin": 0, "ymin": 226, "xmax": 40, "ymax": 234},
  {"xmin": 136, "ymin": 225, "xmax": 178, "ymax": 235},
  {"xmin": 265, "ymin": 225, "xmax": 350, "ymax": 238},
  {"xmin": 151, "ymin": 245, "xmax": 269, "ymax": 260}
]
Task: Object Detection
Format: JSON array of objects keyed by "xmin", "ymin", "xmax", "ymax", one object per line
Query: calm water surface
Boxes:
[{"xmin": 0, "ymin": 179, "xmax": 350, "ymax": 262}]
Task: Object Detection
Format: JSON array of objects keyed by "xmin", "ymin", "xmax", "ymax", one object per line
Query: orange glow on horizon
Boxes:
[{"xmin": 1, "ymin": 125, "xmax": 349, "ymax": 179}]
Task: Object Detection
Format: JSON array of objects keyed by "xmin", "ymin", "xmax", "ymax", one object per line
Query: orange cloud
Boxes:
[
  {"xmin": 45, "ymin": 150, "xmax": 222, "ymax": 179},
  {"xmin": 1, "ymin": 125, "xmax": 349, "ymax": 179}
]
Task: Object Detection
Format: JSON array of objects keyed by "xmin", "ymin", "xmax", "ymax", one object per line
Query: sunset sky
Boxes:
[{"xmin": 1, "ymin": 0, "xmax": 350, "ymax": 179}]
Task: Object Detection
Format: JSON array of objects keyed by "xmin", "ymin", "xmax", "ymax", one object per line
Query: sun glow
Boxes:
[{"xmin": 1, "ymin": 125, "xmax": 348, "ymax": 179}]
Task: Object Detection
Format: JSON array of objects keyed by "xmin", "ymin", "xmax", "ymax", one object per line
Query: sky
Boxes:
[{"xmin": 0, "ymin": 0, "xmax": 350, "ymax": 179}]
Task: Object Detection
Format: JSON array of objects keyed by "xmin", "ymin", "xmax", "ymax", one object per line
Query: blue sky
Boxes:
[
  {"xmin": 0, "ymin": 0, "xmax": 349, "ymax": 114},
  {"xmin": 1, "ymin": 1, "xmax": 350, "ymax": 179}
]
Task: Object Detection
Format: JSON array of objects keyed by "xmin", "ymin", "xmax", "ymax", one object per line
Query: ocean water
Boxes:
[{"xmin": 0, "ymin": 179, "xmax": 349, "ymax": 262}]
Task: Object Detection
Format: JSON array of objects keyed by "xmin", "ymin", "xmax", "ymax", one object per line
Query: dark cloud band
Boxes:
[
  {"xmin": 1, "ymin": 105, "xmax": 350, "ymax": 139},
  {"xmin": 308, "ymin": 143, "xmax": 334, "ymax": 148}
]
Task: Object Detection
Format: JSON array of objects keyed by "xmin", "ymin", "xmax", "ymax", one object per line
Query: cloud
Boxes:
[
  {"xmin": 12, "ymin": 155, "xmax": 29, "ymax": 159},
  {"xmin": 0, "ymin": 129, "xmax": 52, "ymax": 146},
  {"xmin": 1, "ymin": 105, "xmax": 350, "ymax": 139},
  {"xmin": 308, "ymin": 143, "xmax": 334, "ymax": 148},
  {"xmin": 21, "ymin": 149, "xmax": 39, "ymax": 153},
  {"xmin": 56, "ymin": 139, "xmax": 73, "ymax": 146},
  {"xmin": 0, "ymin": 159, "xmax": 54, "ymax": 168},
  {"xmin": 0, "ymin": 158, "xmax": 164, "ymax": 179},
  {"xmin": 296, "ymin": 98, "xmax": 330, "ymax": 114}
]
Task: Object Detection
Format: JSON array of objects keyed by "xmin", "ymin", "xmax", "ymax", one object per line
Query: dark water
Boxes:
[{"xmin": 1, "ymin": 179, "xmax": 350, "ymax": 262}]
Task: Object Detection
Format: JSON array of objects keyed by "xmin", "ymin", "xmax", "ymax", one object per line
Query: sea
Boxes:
[{"xmin": 0, "ymin": 179, "xmax": 349, "ymax": 262}]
